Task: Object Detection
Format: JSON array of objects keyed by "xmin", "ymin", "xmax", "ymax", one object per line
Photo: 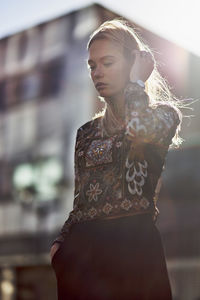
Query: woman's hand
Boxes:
[
  {"xmin": 130, "ymin": 50, "xmax": 154, "ymax": 83},
  {"xmin": 50, "ymin": 243, "xmax": 60, "ymax": 261}
]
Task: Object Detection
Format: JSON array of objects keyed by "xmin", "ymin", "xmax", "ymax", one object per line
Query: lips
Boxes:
[{"xmin": 95, "ymin": 82, "xmax": 107, "ymax": 89}]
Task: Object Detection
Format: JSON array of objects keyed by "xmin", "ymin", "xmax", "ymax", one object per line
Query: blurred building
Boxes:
[{"xmin": 0, "ymin": 3, "xmax": 199, "ymax": 300}]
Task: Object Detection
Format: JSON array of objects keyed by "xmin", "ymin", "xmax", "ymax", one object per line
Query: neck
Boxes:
[{"xmin": 105, "ymin": 91, "xmax": 125, "ymax": 121}]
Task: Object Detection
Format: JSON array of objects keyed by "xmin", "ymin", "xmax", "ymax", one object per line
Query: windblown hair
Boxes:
[{"xmin": 87, "ymin": 19, "xmax": 182, "ymax": 147}]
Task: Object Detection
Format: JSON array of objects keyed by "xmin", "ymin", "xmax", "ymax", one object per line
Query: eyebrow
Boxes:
[{"xmin": 87, "ymin": 55, "xmax": 116, "ymax": 65}]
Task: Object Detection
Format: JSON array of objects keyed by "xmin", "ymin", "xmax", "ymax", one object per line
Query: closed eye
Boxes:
[
  {"xmin": 104, "ymin": 62, "xmax": 113, "ymax": 67},
  {"xmin": 88, "ymin": 62, "xmax": 113, "ymax": 71}
]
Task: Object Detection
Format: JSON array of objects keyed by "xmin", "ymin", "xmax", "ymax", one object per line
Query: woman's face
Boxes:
[{"xmin": 88, "ymin": 39, "xmax": 131, "ymax": 100}]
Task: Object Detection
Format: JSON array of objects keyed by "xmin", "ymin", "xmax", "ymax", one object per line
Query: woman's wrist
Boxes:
[
  {"xmin": 124, "ymin": 81, "xmax": 149, "ymax": 112},
  {"xmin": 124, "ymin": 81, "xmax": 146, "ymax": 98},
  {"xmin": 129, "ymin": 79, "xmax": 145, "ymax": 89}
]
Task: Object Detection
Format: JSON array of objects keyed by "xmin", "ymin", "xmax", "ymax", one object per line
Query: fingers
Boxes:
[
  {"xmin": 131, "ymin": 49, "xmax": 140, "ymax": 58},
  {"xmin": 140, "ymin": 51, "xmax": 154, "ymax": 69},
  {"xmin": 140, "ymin": 51, "xmax": 152, "ymax": 60},
  {"xmin": 131, "ymin": 50, "xmax": 152, "ymax": 62},
  {"xmin": 129, "ymin": 49, "xmax": 154, "ymax": 82},
  {"xmin": 140, "ymin": 51, "xmax": 148, "ymax": 58},
  {"xmin": 131, "ymin": 50, "xmax": 149, "ymax": 56}
]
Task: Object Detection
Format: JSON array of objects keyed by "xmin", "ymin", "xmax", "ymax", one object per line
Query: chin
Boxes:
[{"xmin": 98, "ymin": 91, "xmax": 111, "ymax": 98}]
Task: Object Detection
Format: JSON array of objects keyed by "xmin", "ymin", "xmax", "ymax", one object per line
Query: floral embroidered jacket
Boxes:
[{"xmin": 53, "ymin": 82, "xmax": 180, "ymax": 244}]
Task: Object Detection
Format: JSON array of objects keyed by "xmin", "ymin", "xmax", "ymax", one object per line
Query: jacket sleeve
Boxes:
[
  {"xmin": 52, "ymin": 129, "xmax": 81, "ymax": 245},
  {"xmin": 124, "ymin": 82, "xmax": 181, "ymax": 148}
]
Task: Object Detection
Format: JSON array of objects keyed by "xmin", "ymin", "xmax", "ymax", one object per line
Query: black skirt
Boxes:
[{"xmin": 52, "ymin": 214, "xmax": 172, "ymax": 300}]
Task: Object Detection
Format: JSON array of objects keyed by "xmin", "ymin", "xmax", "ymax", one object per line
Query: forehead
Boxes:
[{"xmin": 88, "ymin": 39, "xmax": 124, "ymax": 61}]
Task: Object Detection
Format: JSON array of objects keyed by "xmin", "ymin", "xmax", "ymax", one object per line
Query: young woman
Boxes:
[{"xmin": 50, "ymin": 19, "xmax": 182, "ymax": 300}]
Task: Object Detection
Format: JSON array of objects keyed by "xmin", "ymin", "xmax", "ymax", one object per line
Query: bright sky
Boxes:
[{"xmin": 0, "ymin": 0, "xmax": 200, "ymax": 56}]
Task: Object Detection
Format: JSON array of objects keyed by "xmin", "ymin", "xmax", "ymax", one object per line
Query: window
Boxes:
[
  {"xmin": 21, "ymin": 72, "xmax": 41, "ymax": 101},
  {"xmin": 41, "ymin": 57, "xmax": 65, "ymax": 98}
]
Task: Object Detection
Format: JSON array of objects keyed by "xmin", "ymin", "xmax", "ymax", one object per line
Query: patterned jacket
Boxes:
[{"xmin": 53, "ymin": 82, "xmax": 180, "ymax": 244}]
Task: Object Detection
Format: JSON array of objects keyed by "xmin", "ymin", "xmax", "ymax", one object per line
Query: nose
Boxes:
[{"xmin": 93, "ymin": 65, "xmax": 104, "ymax": 79}]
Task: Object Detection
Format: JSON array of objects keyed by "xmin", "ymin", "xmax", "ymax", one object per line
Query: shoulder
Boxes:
[{"xmin": 76, "ymin": 117, "xmax": 102, "ymax": 140}]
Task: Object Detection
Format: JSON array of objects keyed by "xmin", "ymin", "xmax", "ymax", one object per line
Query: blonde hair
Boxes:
[{"xmin": 87, "ymin": 19, "xmax": 182, "ymax": 147}]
